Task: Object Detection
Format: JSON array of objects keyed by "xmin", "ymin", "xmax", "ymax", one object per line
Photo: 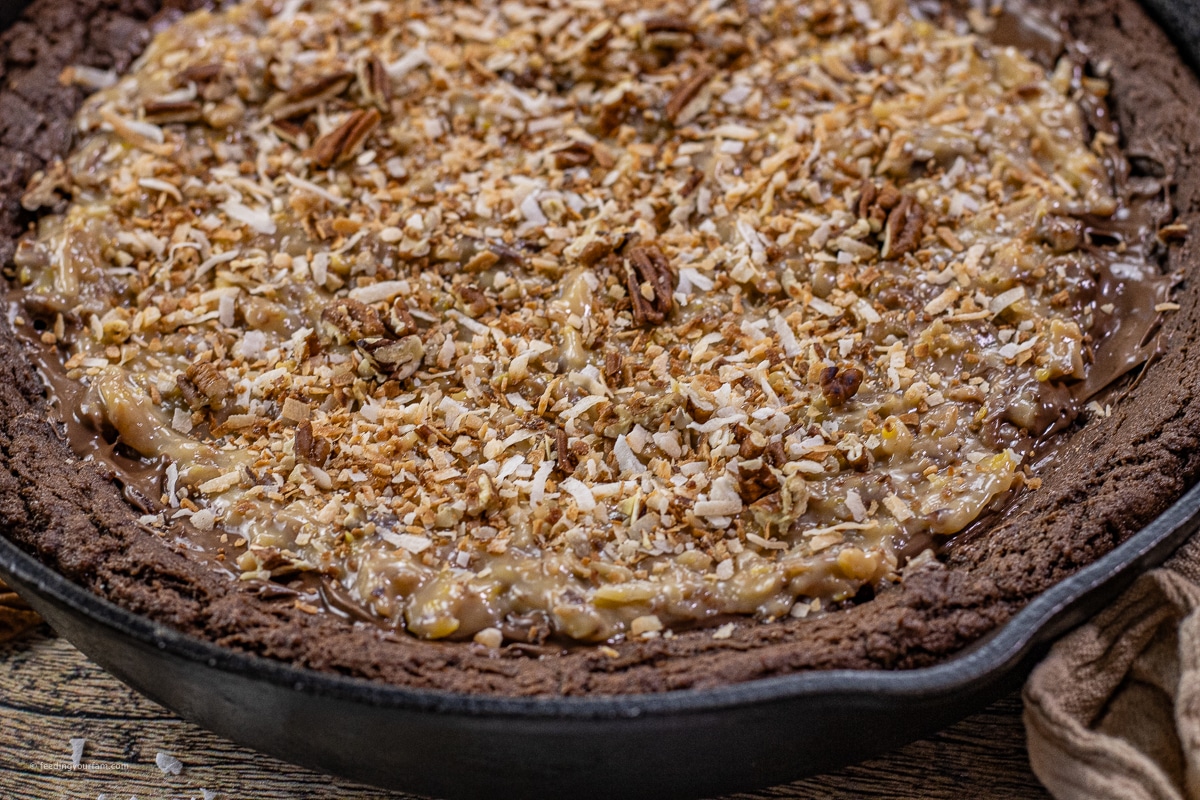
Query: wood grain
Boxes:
[{"xmin": 0, "ymin": 627, "xmax": 1050, "ymax": 799}]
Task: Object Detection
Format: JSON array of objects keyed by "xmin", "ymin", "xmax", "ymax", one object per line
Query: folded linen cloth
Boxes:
[
  {"xmin": 1024, "ymin": 534, "xmax": 1200, "ymax": 800},
  {"xmin": 0, "ymin": 577, "xmax": 40, "ymax": 643}
]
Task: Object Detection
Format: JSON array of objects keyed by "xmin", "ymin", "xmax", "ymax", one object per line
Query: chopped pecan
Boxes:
[
  {"xmin": 176, "ymin": 374, "xmax": 206, "ymax": 411},
  {"xmin": 183, "ymin": 362, "xmax": 232, "ymax": 409},
  {"xmin": 175, "ymin": 63, "xmax": 222, "ymax": 87},
  {"xmin": 357, "ymin": 54, "xmax": 391, "ymax": 110},
  {"xmin": 855, "ymin": 179, "xmax": 902, "ymax": 229},
  {"xmin": 596, "ymin": 91, "xmax": 634, "ymax": 135},
  {"xmin": 645, "ymin": 14, "xmax": 695, "ymax": 34},
  {"xmin": 258, "ymin": 547, "xmax": 302, "ymax": 577},
  {"xmin": 881, "ymin": 195, "xmax": 926, "ymax": 258},
  {"xmin": 819, "ymin": 365, "xmax": 864, "ymax": 407},
  {"xmin": 320, "ymin": 298, "xmax": 388, "ymax": 343},
  {"xmin": 664, "ymin": 65, "xmax": 715, "ymax": 124},
  {"xmin": 679, "ymin": 169, "xmax": 704, "ymax": 197},
  {"xmin": 737, "ymin": 457, "xmax": 780, "ymax": 503},
  {"xmin": 307, "ymin": 108, "xmax": 381, "ymax": 168},
  {"xmin": 577, "ymin": 238, "xmax": 613, "ymax": 267},
  {"xmin": 20, "ymin": 160, "xmax": 71, "ymax": 212},
  {"xmin": 809, "ymin": 0, "xmax": 854, "ymax": 36},
  {"xmin": 142, "ymin": 99, "xmax": 203, "ymax": 124},
  {"xmin": 295, "ymin": 419, "xmax": 331, "ymax": 464},
  {"xmin": 553, "ymin": 141, "xmax": 594, "ymax": 169},
  {"xmin": 465, "ymin": 468, "xmax": 498, "ymax": 516},
  {"xmin": 269, "ymin": 119, "xmax": 309, "ymax": 147},
  {"xmin": 554, "ymin": 428, "xmax": 578, "ymax": 475},
  {"xmin": 764, "ymin": 439, "xmax": 786, "ymax": 467},
  {"xmin": 264, "ymin": 70, "xmax": 353, "ymax": 119},
  {"xmin": 386, "ymin": 298, "xmax": 417, "ymax": 337},
  {"xmin": 1036, "ymin": 214, "xmax": 1082, "ymax": 253},
  {"xmin": 604, "ymin": 350, "xmax": 622, "ymax": 380},
  {"xmin": 643, "ymin": 15, "xmax": 695, "ymax": 54},
  {"xmin": 360, "ymin": 335, "xmax": 424, "ymax": 379},
  {"xmin": 456, "ymin": 283, "xmax": 493, "ymax": 317},
  {"xmin": 624, "ymin": 244, "xmax": 674, "ymax": 326}
]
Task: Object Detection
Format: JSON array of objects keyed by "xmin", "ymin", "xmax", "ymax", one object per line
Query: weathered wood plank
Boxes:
[{"xmin": 0, "ymin": 629, "xmax": 1049, "ymax": 799}]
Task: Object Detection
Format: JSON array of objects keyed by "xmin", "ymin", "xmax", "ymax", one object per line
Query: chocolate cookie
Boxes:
[{"xmin": 1, "ymin": 0, "xmax": 1198, "ymax": 696}]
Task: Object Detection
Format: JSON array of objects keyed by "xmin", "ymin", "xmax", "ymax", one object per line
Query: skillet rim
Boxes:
[{"xmin": 2, "ymin": 0, "xmax": 1200, "ymax": 720}]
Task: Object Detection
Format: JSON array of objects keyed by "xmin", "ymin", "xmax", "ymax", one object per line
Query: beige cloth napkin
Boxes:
[
  {"xmin": 0, "ymin": 577, "xmax": 40, "ymax": 643},
  {"xmin": 1025, "ymin": 534, "xmax": 1200, "ymax": 800}
]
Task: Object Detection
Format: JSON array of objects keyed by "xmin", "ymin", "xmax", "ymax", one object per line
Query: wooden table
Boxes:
[{"xmin": 0, "ymin": 626, "xmax": 1051, "ymax": 800}]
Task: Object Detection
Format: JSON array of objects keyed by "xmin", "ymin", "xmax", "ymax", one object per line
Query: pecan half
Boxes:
[
  {"xmin": 264, "ymin": 70, "xmax": 354, "ymax": 119},
  {"xmin": 881, "ymin": 195, "xmax": 926, "ymax": 258},
  {"xmin": 819, "ymin": 365, "xmax": 864, "ymax": 407},
  {"xmin": 142, "ymin": 99, "xmax": 203, "ymax": 124},
  {"xmin": 307, "ymin": 108, "xmax": 381, "ymax": 168},
  {"xmin": 320, "ymin": 298, "xmax": 388, "ymax": 343},
  {"xmin": 664, "ymin": 65, "xmax": 715, "ymax": 124},
  {"xmin": 624, "ymin": 244, "xmax": 674, "ymax": 326}
]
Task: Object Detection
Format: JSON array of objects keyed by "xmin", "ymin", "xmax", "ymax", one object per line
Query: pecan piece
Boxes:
[
  {"xmin": 554, "ymin": 428, "xmax": 578, "ymax": 476},
  {"xmin": 20, "ymin": 160, "xmax": 71, "ymax": 212},
  {"xmin": 360, "ymin": 335, "xmax": 424, "ymax": 379},
  {"xmin": 881, "ymin": 196, "xmax": 926, "ymax": 258},
  {"xmin": 604, "ymin": 350, "xmax": 622, "ymax": 381},
  {"xmin": 577, "ymin": 238, "xmax": 613, "ymax": 268},
  {"xmin": 264, "ymin": 70, "xmax": 353, "ymax": 119},
  {"xmin": 645, "ymin": 14, "xmax": 695, "ymax": 34},
  {"xmin": 295, "ymin": 419, "xmax": 331, "ymax": 464},
  {"xmin": 737, "ymin": 457, "xmax": 780, "ymax": 503},
  {"xmin": 465, "ymin": 468, "xmax": 498, "ymax": 517},
  {"xmin": 819, "ymin": 365, "xmax": 864, "ymax": 407},
  {"xmin": 357, "ymin": 54, "xmax": 391, "ymax": 110},
  {"xmin": 183, "ymin": 362, "xmax": 232, "ymax": 409},
  {"xmin": 664, "ymin": 65, "xmax": 715, "ymax": 124},
  {"xmin": 624, "ymin": 244, "xmax": 674, "ymax": 326},
  {"xmin": 553, "ymin": 141, "xmax": 594, "ymax": 169},
  {"xmin": 456, "ymin": 283, "xmax": 493, "ymax": 317},
  {"xmin": 855, "ymin": 179, "xmax": 902, "ymax": 229},
  {"xmin": 386, "ymin": 298, "xmax": 418, "ymax": 337},
  {"xmin": 142, "ymin": 99, "xmax": 203, "ymax": 124},
  {"xmin": 269, "ymin": 119, "xmax": 309, "ymax": 147},
  {"xmin": 307, "ymin": 108, "xmax": 381, "ymax": 168},
  {"xmin": 175, "ymin": 63, "xmax": 222, "ymax": 87},
  {"xmin": 320, "ymin": 298, "xmax": 388, "ymax": 343},
  {"xmin": 1036, "ymin": 214, "xmax": 1082, "ymax": 253}
]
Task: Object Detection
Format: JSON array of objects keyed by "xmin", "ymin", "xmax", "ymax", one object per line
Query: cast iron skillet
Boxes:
[{"xmin": 2, "ymin": 1, "xmax": 1199, "ymax": 798}]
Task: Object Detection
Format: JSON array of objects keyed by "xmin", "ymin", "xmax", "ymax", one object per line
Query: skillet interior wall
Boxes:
[{"xmin": 0, "ymin": 0, "xmax": 1199, "ymax": 695}]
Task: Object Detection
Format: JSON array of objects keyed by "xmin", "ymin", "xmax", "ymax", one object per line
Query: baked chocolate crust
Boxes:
[{"xmin": 2, "ymin": 0, "xmax": 1199, "ymax": 696}]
